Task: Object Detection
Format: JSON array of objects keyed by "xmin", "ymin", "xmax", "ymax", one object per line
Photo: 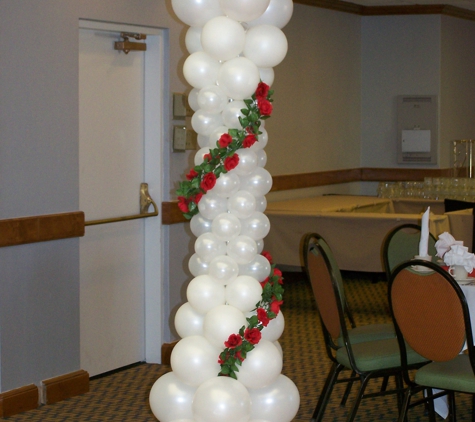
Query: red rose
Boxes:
[
  {"xmin": 255, "ymin": 82, "xmax": 270, "ymax": 100},
  {"xmin": 270, "ymin": 299, "xmax": 283, "ymax": 315},
  {"xmin": 200, "ymin": 172, "xmax": 217, "ymax": 192},
  {"xmin": 244, "ymin": 327, "xmax": 262, "ymax": 345},
  {"xmin": 235, "ymin": 350, "xmax": 244, "ymax": 362},
  {"xmin": 194, "ymin": 192, "xmax": 203, "ymax": 204},
  {"xmin": 225, "ymin": 334, "xmax": 242, "ymax": 349},
  {"xmin": 257, "ymin": 308, "xmax": 270, "ymax": 327},
  {"xmin": 203, "ymin": 153, "xmax": 212, "ymax": 162},
  {"xmin": 261, "ymin": 251, "xmax": 273, "ymax": 264},
  {"xmin": 186, "ymin": 169, "xmax": 198, "ymax": 180},
  {"xmin": 218, "ymin": 133, "xmax": 233, "ymax": 148},
  {"xmin": 257, "ymin": 98, "xmax": 273, "ymax": 116},
  {"xmin": 260, "ymin": 277, "xmax": 269, "ymax": 289},
  {"xmin": 177, "ymin": 196, "xmax": 189, "ymax": 213},
  {"xmin": 224, "ymin": 153, "xmax": 239, "ymax": 171},
  {"xmin": 243, "ymin": 134, "xmax": 257, "ymax": 148}
]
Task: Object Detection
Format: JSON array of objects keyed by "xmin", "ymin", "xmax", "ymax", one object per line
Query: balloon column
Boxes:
[{"xmin": 150, "ymin": 1, "xmax": 299, "ymax": 421}]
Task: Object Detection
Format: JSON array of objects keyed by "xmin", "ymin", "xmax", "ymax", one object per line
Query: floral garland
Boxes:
[
  {"xmin": 176, "ymin": 82, "xmax": 274, "ymax": 220},
  {"xmin": 218, "ymin": 251, "xmax": 284, "ymax": 379}
]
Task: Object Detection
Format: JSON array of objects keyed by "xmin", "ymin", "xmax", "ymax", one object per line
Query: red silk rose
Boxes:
[
  {"xmin": 225, "ymin": 333, "xmax": 242, "ymax": 349},
  {"xmin": 177, "ymin": 196, "xmax": 189, "ymax": 213},
  {"xmin": 200, "ymin": 172, "xmax": 217, "ymax": 192},
  {"xmin": 270, "ymin": 299, "xmax": 284, "ymax": 315},
  {"xmin": 203, "ymin": 153, "xmax": 212, "ymax": 162},
  {"xmin": 255, "ymin": 82, "xmax": 270, "ymax": 100},
  {"xmin": 186, "ymin": 169, "xmax": 198, "ymax": 180},
  {"xmin": 218, "ymin": 133, "xmax": 233, "ymax": 148},
  {"xmin": 244, "ymin": 327, "xmax": 262, "ymax": 345},
  {"xmin": 257, "ymin": 308, "xmax": 270, "ymax": 327},
  {"xmin": 261, "ymin": 251, "xmax": 273, "ymax": 264},
  {"xmin": 257, "ymin": 98, "xmax": 273, "ymax": 116},
  {"xmin": 194, "ymin": 192, "xmax": 203, "ymax": 204},
  {"xmin": 243, "ymin": 134, "xmax": 257, "ymax": 148},
  {"xmin": 224, "ymin": 153, "xmax": 239, "ymax": 171}
]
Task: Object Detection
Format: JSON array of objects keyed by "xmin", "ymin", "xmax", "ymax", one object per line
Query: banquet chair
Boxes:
[
  {"xmin": 302, "ymin": 232, "xmax": 427, "ymax": 422},
  {"xmin": 389, "ymin": 259, "xmax": 475, "ymax": 422},
  {"xmin": 382, "ymin": 223, "xmax": 437, "ymax": 282},
  {"xmin": 444, "ymin": 198, "xmax": 475, "ymax": 253}
]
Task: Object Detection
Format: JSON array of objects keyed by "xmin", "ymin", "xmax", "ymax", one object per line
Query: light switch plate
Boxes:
[{"xmin": 173, "ymin": 126, "xmax": 187, "ymax": 151}]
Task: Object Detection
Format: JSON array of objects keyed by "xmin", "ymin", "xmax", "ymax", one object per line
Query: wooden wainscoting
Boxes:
[{"xmin": 0, "ymin": 384, "xmax": 39, "ymax": 418}]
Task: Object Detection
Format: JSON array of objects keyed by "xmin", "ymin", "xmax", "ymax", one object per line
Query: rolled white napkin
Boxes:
[
  {"xmin": 444, "ymin": 244, "xmax": 475, "ymax": 272},
  {"xmin": 435, "ymin": 232, "xmax": 464, "ymax": 258},
  {"xmin": 418, "ymin": 207, "xmax": 430, "ymax": 257}
]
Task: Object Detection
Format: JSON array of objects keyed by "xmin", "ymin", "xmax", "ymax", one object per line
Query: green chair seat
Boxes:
[{"xmin": 338, "ymin": 323, "xmax": 395, "ymax": 348}]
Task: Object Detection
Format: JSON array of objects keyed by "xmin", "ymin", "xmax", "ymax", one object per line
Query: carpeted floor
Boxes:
[{"xmin": 3, "ymin": 271, "xmax": 472, "ymax": 421}]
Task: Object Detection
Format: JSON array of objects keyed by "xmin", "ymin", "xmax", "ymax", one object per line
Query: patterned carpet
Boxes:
[{"xmin": 3, "ymin": 271, "xmax": 473, "ymax": 421}]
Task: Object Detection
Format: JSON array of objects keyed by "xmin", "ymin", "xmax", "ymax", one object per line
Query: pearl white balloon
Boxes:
[
  {"xmin": 261, "ymin": 309, "xmax": 285, "ymax": 342},
  {"xmin": 225, "ymin": 275, "xmax": 263, "ymax": 312},
  {"xmin": 171, "ymin": 336, "xmax": 221, "ymax": 386},
  {"xmin": 217, "ymin": 57, "xmax": 260, "ymax": 100},
  {"xmin": 222, "ymin": 100, "xmax": 247, "ymax": 128},
  {"xmin": 251, "ymin": 128, "xmax": 268, "ymax": 151},
  {"xmin": 234, "ymin": 148, "xmax": 258, "ymax": 176},
  {"xmin": 239, "ymin": 254, "xmax": 271, "ymax": 282},
  {"xmin": 185, "ymin": 26, "xmax": 203, "ymax": 54},
  {"xmin": 211, "ymin": 212, "xmax": 241, "ymax": 241},
  {"xmin": 191, "ymin": 109, "xmax": 223, "ymax": 136},
  {"xmin": 247, "ymin": 0, "xmax": 294, "ymax": 29},
  {"xmin": 188, "ymin": 88, "xmax": 200, "ymax": 112},
  {"xmin": 149, "ymin": 372, "xmax": 196, "ymax": 422},
  {"xmin": 228, "ymin": 190, "xmax": 257, "ymax": 219},
  {"xmin": 240, "ymin": 167, "xmax": 273, "ymax": 197},
  {"xmin": 208, "ymin": 125, "xmax": 230, "ymax": 148},
  {"xmin": 183, "ymin": 52, "xmax": 221, "ymax": 90},
  {"xmin": 213, "ymin": 172, "xmax": 241, "ymax": 198},
  {"xmin": 203, "ymin": 304, "xmax": 248, "ymax": 349},
  {"xmin": 219, "ymin": 0, "xmax": 270, "ymax": 22},
  {"xmin": 227, "ymin": 235, "xmax": 258, "ymax": 265},
  {"xmin": 194, "ymin": 147, "xmax": 211, "ymax": 165},
  {"xmin": 249, "ymin": 375, "xmax": 300, "ymax": 422},
  {"xmin": 255, "ymin": 196, "xmax": 267, "ymax": 212},
  {"xmin": 192, "ymin": 377, "xmax": 251, "ymax": 422},
  {"xmin": 175, "ymin": 302, "xmax": 205, "ymax": 338},
  {"xmin": 237, "ymin": 340, "xmax": 282, "ymax": 389},
  {"xmin": 240, "ymin": 211, "xmax": 271, "ymax": 240},
  {"xmin": 256, "ymin": 149, "xmax": 267, "ymax": 167},
  {"xmin": 197, "ymin": 193, "xmax": 228, "ymax": 220},
  {"xmin": 256, "ymin": 238, "xmax": 265, "ymax": 253},
  {"xmin": 243, "ymin": 25, "xmax": 288, "ymax": 68},
  {"xmin": 259, "ymin": 67, "xmax": 275, "ymax": 86},
  {"xmin": 188, "ymin": 253, "xmax": 209, "ymax": 277},
  {"xmin": 197, "ymin": 133, "xmax": 209, "ymax": 148},
  {"xmin": 198, "ymin": 85, "xmax": 228, "ymax": 114},
  {"xmin": 171, "ymin": 0, "xmax": 223, "ymax": 27},
  {"xmin": 209, "ymin": 255, "xmax": 239, "ymax": 285},
  {"xmin": 274, "ymin": 341, "xmax": 283, "ymax": 357},
  {"xmin": 201, "ymin": 16, "xmax": 246, "ymax": 61},
  {"xmin": 194, "ymin": 232, "xmax": 227, "ymax": 262},
  {"xmin": 186, "ymin": 274, "xmax": 226, "ymax": 314},
  {"xmin": 190, "ymin": 213, "xmax": 212, "ymax": 237}
]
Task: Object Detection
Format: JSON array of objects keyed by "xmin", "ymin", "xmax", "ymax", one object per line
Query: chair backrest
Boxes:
[
  {"xmin": 382, "ymin": 223, "xmax": 437, "ymax": 281},
  {"xmin": 389, "ymin": 260, "xmax": 473, "ymax": 364}
]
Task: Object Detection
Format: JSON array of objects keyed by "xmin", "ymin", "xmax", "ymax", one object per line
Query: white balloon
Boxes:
[
  {"xmin": 191, "ymin": 109, "xmax": 223, "ymax": 136},
  {"xmin": 234, "ymin": 148, "xmax": 258, "ymax": 176},
  {"xmin": 190, "ymin": 213, "xmax": 212, "ymax": 237},
  {"xmin": 240, "ymin": 167, "xmax": 273, "ymax": 197},
  {"xmin": 247, "ymin": 0, "xmax": 294, "ymax": 28},
  {"xmin": 175, "ymin": 302, "xmax": 205, "ymax": 338},
  {"xmin": 225, "ymin": 275, "xmax": 263, "ymax": 312},
  {"xmin": 194, "ymin": 147, "xmax": 211, "ymax": 166},
  {"xmin": 203, "ymin": 304, "xmax": 248, "ymax": 349},
  {"xmin": 274, "ymin": 340, "xmax": 283, "ymax": 357},
  {"xmin": 222, "ymin": 100, "xmax": 247, "ymax": 128},
  {"xmin": 202, "ymin": 16, "xmax": 246, "ymax": 61},
  {"xmin": 188, "ymin": 88, "xmax": 200, "ymax": 112},
  {"xmin": 243, "ymin": 25, "xmax": 288, "ymax": 68},
  {"xmin": 195, "ymin": 232, "xmax": 227, "ymax": 262},
  {"xmin": 171, "ymin": 0, "xmax": 223, "ymax": 27},
  {"xmin": 197, "ymin": 133, "xmax": 209, "ymax": 148},
  {"xmin": 256, "ymin": 149, "xmax": 267, "ymax": 167},
  {"xmin": 198, "ymin": 193, "xmax": 228, "ymax": 220},
  {"xmin": 213, "ymin": 172, "xmax": 241, "ymax": 198},
  {"xmin": 185, "ymin": 26, "xmax": 203, "ymax": 54},
  {"xmin": 209, "ymin": 255, "xmax": 239, "ymax": 285},
  {"xmin": 198, "ymin": 85, "xmax": 228, "ymax": 114},
  {"xmin": 211, "ymin": 212, "xmax": 242, "ymax": 241},
  {"xmin": 259, "ymin": 67, "xmax": 275, "ymax": 86},
  {"xmin": 239, "ymin": 254, "xmax": 271, "ymax": 282},
  {"xmin": 208, "ymin": 125, "xmax": 230, "ymax": 148},
  {"xmin": 183, "ymin": 52, "xmax": 221, "ymax": 90},
  {"xmin": 237, "ymin": 340, "xmax": 282, "ymax": 389},
  {"xmin": 249, "ymin": 375, "xmax": 300, "ymax": 422},
  {"xmin": 240, "ymin": 211, "xmax": 270, "ymax": 240},
  {"xmin": 188, "ymin": 253, "xmax": 209, "ymax": 277},
  {"xmin": 217, "ymin": 57, "xmax": 260, "ymax": 100},
  {"xmin": 228, "ymin": 190, "xmax": 257, "ymax": 219},
  {"xmin": 227, "ymin": 235, "xmax": 258, "ymax": 265},
  {"xmin": 171, "ymin": 336, "xmax": 221, "ymax": 386},
  {"xmin": 186, "ymin": 274, "xmax": 226, "ymax": 314},
  {"xmin": 219, "ymin": 0, "xmax": 270, "ymax": 22},
  {"xmin": 256, "ymin": 238, "xmax": 265, "ymax": 253},
  {"xmin": 192, "ymin": 377, "xmax": 251, "ymax": 422},
  {"xmin": 251, "ymin": 127, "xmax": 268, "ymax": 151},
  {"xmin": 261, "ymin": 309, "xmax": 285, "ymax": 342},
  {"xmin": 255, "ymin": 195, "xmax": 267, "ymax": 212},
  {"xmin": 149, "ymin": 372, "xmax": 196, "ymax": 422}
]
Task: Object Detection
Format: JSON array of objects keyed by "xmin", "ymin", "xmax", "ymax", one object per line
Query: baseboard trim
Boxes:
[
  {"xmin": 0, "ymin": 384, "xmax": 39, "ymax": 417},
  {"xmin": 161, "ymin": 341, "xmax": 179, "ymax": 366},
  {"xmin": 41, "ymin": 369, "xmax": 89, "ymax": 405}
]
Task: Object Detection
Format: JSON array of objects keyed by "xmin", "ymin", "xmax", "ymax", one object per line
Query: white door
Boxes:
[{"xmin": 79, "ymin": 21, "xmax": 164, "ymax": 377}]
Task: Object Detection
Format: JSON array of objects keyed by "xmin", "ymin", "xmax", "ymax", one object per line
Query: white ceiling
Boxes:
[{"xmin": 347, "ymin": 0, "xmax": 475, "ymax": 11}]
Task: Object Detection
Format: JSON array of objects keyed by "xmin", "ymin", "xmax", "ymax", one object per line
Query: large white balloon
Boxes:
[
  {"xmin": 260, "ymin": 309, "xmax": 285, "ymax": 342},
  {"xmin": 203, "ymin": 304, "xmax": 248, "ymax": 349},
  {"xmin": 255, "ymin": 195, "xmax": 267, "ymax": 212},
  {"xmin": 149, "ymin": 372, "xmax": 196, "ymax": 422},
  {"xmin": 192, "ymin": 377, "xmax": 251, "ymax": 422},
  {"xmin": 222, "ymin": 100, "xmax": 247, "ymax": 128},
  {"xmin": 191, "ymin": 109, "xmax": 223, "ymax": 136},
  {"xmin": 201, "ymin": 16, "xmax": 246, "ymax": 61},
  {"xmin": 187, "ymin": 88, "xmax": 200, "ymax": 112},
  {"xmin": 243, "ymin": 25, "xmax": 288, "ymax": 68},
  {"xmin": 213, "ymin": 172, "xmax": 241, "ymax": 198},
  {"xmin": 240, "ymin": 211, "xmax": 271, "ymax": 240},
  {"xmin": 219, "ymin": 0, "xmax": 270, "ymax": 22},
  {"xmin": 249, "ymin": 375, "xmax": 300, "ymax": 422},
  {"xmin": 228, "ymin": 190, "xmax": 257, "ymax": 219},
  {"xmin": 183, "ymin": 52, "xmax": 221, "ymax": 90},
  {"xmin": 240, "ymin": 167, "xmax": 273, "ymax": 197},
  {"xmin": 195, "ymin": 232, "xmax": 227, "ymax": 261},
  {"xmin": 217, "ymin": 57, "xmax": 260, "ymax": 100},
  {"xmin": 227, "ymin": 235, "xmax": 258, "ymax": 265},
  {"xmin": 186, "ymin": 274, "xmax": 226, "ymax": 314},
  {"xmin": 185, "ymin": 26, "xmax": 203, "ymax": 54},
  {"xmin": 209, "ymin": 255, "xmax": 239, "ymax": 285},
  {"xmin": 171, "ymin": 0, "xmax": 223, "ymax": 27},
  {"xmin": 251, "ymin": 127, "xmax": 268, "ymax": 151},
  {"xmin": 247, "ymin": 0, "xmax": 294, "ymax": 29},
  {"xmin": 188, "ymin": 253, "xmax": 209, "ymax": 277},
  {"xmin": 175, "ymin": 302, "xmax": 205, "ymax": 338},
  {"xmin": 197, "ymin": 192, "xmax": 228, "ymax": 220},
  {"xmin": 256, "ymin": 149, "xmax": 268, "ymax": 168},
  {"xmin": 171, "ymin": 336, "xmax": 221, "ymax": 386},
  {"xmin": 198, "ymin": 85, "xmax": 228, "ymax": 114},
  {"xmin": 211, "ymin": 212, "xmax": 241, "ymax": 241},
  {"xmin": 237, "ymin": 340, "xmax": 282, "ymax": 389},
  {"xmin": 259, "ymin": 67, "xmax": 275, "ymax": 86},
  {"xmin": 234, "ymin": 148, "xmax": 258, "ymax": 176},
  {"xmin": 190, "ymin": 213, "xmax": 212, "ymax": 237},
  {"xmin": 239, "ymin": 254, "xmax": 271, "ymax": 282},
  {"xmin": 225, "ymin": 275, "xmax": 263, "ymax": 312}
]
